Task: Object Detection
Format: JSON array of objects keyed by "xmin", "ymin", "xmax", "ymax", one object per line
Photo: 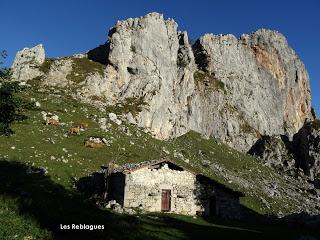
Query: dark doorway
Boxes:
[
  {"xmin": 209, "ymin": 196, "xmax": 217, "ymax": 216},
  {"xmin": 161, "ymin": 189, "xmax": 171, "ymax": 211}
]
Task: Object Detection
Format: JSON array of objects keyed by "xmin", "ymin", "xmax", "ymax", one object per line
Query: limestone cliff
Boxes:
[
  {"xmin": 11, "ymin": 12, "xmax": 314, "ymax": 153},
  {"xmin": 11, "ymin": 44, "xmax": 45, "ymax": 81},
  {"xmin": 191, "ymin": 30, "xmax": 313, "ymax": 151}
]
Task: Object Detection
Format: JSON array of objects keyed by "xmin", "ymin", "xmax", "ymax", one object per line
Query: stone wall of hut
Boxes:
[
  {"xmin": 123, "ymin": 164, "xmax": 204, "ymax": 215},
  {"xmin": 108, "ymin": 163, "xmax": 242, "ymax": 219}
]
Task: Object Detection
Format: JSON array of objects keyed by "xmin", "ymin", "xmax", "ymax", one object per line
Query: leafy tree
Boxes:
[
  {"xmin": 0, "ymin": 51, "xmax": 34, "ymax": 136},
  {"xmin": 0, "ymin": 50, "xmax": 10, "ymax": 80}
]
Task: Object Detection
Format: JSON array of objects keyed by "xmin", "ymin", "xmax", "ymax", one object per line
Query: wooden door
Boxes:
[{"xmin": 161, "ymin": 190, "xmax": 171, "ymax": 211}]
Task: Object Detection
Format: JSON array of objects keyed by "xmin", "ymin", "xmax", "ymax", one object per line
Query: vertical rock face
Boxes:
[
  {"xmin": 11, "ymin": 13, "xmax": 314, "ymax": 152},
  {"xmin": 103, "ymin": 12, "xmax": 195, "ymax": 139},
  {"xmin": 11, "ymin": 44, "xmax": 45, "ymax": 81},
  {"xmin": 191, "ymin": 30, "xmax": 313, "ymax": 150},
  {"xmin": 248, "ymin": 30, "xmax": 313, "ymax": 136},
  {"xmin": 101, "ymin": 14, "xmax": 313, "ymax": 150}
]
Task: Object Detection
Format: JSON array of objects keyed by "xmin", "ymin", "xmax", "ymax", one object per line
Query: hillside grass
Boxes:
[
  {"xmin": 0, "ymin": 195, "xmax": 51, "ymax": 240},
  {"xmin": 0, "ymin": 83, "xmax": 306, "ymax": 205},
  {"xmin": 38, "ymin": 57, "xmax": 106, "ymax": 86},
  {"xmin": 66, "ymin": 57, "xmax": 105, "ymax": 84},
  {"xmin": 0, "ymin": 160, "xmax": 313, "ymax": 240},
  {"xmin": 0, "ymin": 83, "xmax": 318, "ymax": 239}
]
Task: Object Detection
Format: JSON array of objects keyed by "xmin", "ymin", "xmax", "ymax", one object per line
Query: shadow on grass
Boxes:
[
  {"xmin": 0, "ymin": 160, "xmax": 141, "ymax": 240},
  {"xmin": 0, "ymin": 159, "xmax": 319, "ymax": 240},
  {"xmin": 141, "ymin": 211, "xmax": 320, "ymax": 240},
  {"xmin": 139, "ymin": 214, "xmax": 263, "ymax": 240}
]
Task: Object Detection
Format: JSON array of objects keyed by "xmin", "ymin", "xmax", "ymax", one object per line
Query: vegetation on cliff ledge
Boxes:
[
  {"xmin": 194, "ymin": 70, "xmax": 226, "ymax": 93},
  {"xmin": 67, "ymin": 57, "xmax": 105, "ymax": 83}
]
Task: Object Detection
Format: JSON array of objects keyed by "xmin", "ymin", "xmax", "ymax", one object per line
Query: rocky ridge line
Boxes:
[{"xmin": 11, "ymin": 13, "xmax": 314, "ymax": 153}]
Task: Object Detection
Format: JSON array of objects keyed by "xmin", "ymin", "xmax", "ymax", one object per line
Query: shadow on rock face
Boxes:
[
  {"xmin": 247, "ymin": 135, "xmax": 297, "ymax": 171},
  {"xmin": 87, "ymin": 43, "xmax": 110, "ymax": 65}
]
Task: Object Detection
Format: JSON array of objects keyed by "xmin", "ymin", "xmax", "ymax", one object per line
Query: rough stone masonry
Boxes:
[
  {"xmin": 123, "ymin": 164, "xmax": 202, "ymax": 215},
  {"xmin": 107, "ymin": 160, "xmax": 242, "ymax": 219}
]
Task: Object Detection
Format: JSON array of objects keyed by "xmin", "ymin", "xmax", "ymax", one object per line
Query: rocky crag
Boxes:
[
  {"xmin": 11, "ymin": 12, "xmax": 319, "ymax": 183},
  {"xmin": 249, "ymin": 120, "xmax": 320, "ymax": 185}
]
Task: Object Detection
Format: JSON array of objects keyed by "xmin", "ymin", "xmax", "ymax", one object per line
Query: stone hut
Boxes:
[{"xmin": 106, "ymin": 159, "xmax": 243, "ymax": 219}]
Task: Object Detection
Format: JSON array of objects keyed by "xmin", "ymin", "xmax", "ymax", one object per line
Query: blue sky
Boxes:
[{"xmin": 1, "ymin": 0, "xmax": 319, "ymax": 116}]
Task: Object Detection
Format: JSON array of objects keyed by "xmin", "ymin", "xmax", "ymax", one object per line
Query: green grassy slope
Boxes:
[
  {"xmin": 0, "ymin": 160, "xmax": 313, "ymax": 240},
  {"xmin": 0, "ymin": 79, "xmax": 318, "ymax": 239}
]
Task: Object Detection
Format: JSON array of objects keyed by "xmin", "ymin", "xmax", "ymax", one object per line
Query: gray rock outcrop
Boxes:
[
  {"xmin": 42, "ymin": 59, "xmax": 73, "ymax": 87},
  {"xmin": 293, "ymin": 120, "xmax": 320, "ymax": 181},
  {"xmin": 103, "ymin": 13, "xmax": 195, "ymax": 139},
  {"xmin": 248, "ymin": 135, "xmax": 296, "ymax": 172},
  {"xmin": 248, "ymin": 120, "xmax": 320, "ymax": 183},
  {"xmin": 100, "ymin": 13, "xmax": 313, "ymax": 151},
  {"xmin": 11, "ymin": 44, "xmax": 45, "ymax": 81},
  {"xmin": 190, "ymin": 30, "xmax": 313, "ymax": 150},
  {"xmin": 11, "ymin": 13, "xmax": 314, "ymax": 152}
]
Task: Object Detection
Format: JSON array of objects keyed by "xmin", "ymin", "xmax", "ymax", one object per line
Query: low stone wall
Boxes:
[{"xmin": 123, "ymin": 164, "xmax": 203, "ymax": 215}]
